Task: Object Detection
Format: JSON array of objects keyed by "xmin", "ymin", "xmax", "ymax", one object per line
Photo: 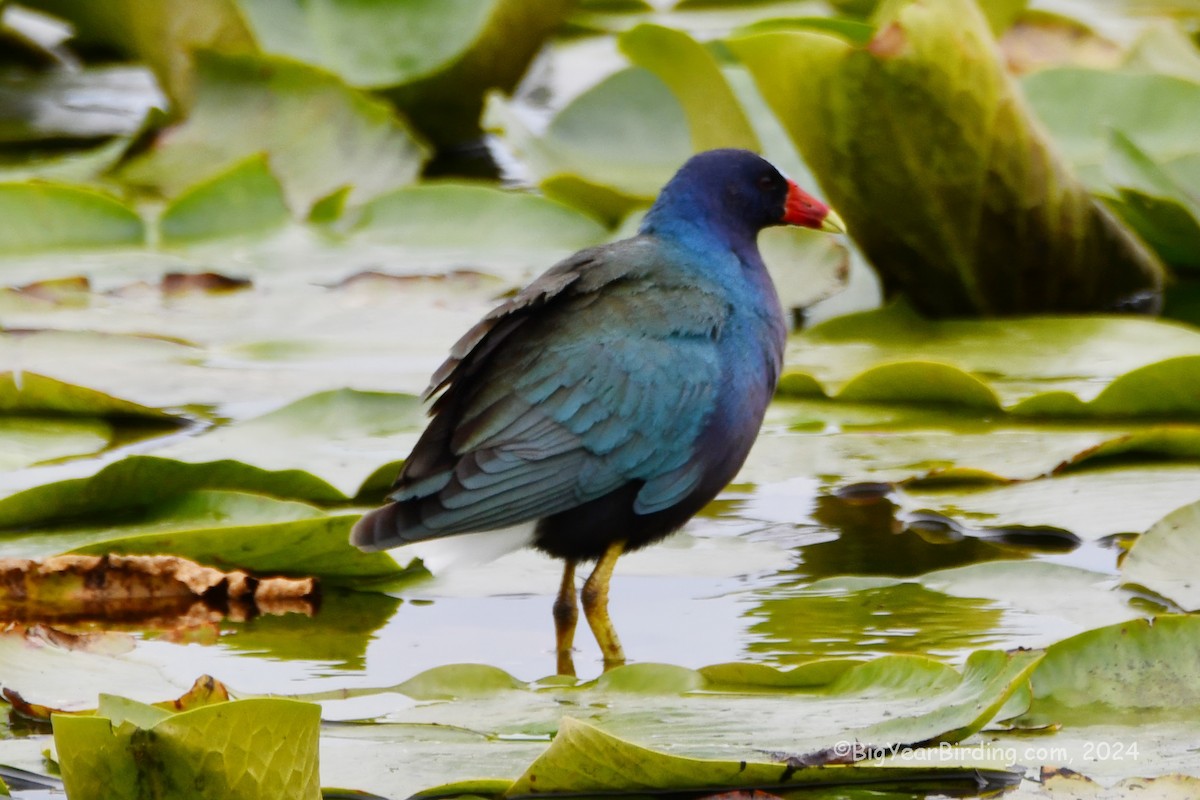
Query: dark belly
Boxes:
[
  {"xmin": 532, "ymin": 479, "xmax": 717, "ymax": 561},
  {"xmin": 532, "ymin": 409, "xmax": 762, "ymax": 561}
]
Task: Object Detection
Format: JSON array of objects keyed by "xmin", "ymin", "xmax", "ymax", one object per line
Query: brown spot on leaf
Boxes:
[
  {"xmin": 161, "ymin": 272, "xmax": 252, "ymax": 295},
  {"xmin": 9, "ymin": 276, "xmax": 92, "ymax": 307},
  {"xmin": 869, "ymin": 22, "xmax": 908, "ymax": 58}
]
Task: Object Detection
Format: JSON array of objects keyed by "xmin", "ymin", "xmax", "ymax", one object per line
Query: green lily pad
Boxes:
[
  {"xmin": 485, "ymin": 66, "xmax": 692, "ymax": 222},
  {"xmin": 158, "ymin": 154, "xmax": 290, "ymax": 243},
  {"xmin": 1022, "ymin": 66, "xmax": 1200, "ymax": 195},
  {"xmin": 61, "ymin": 490, "xmax": 407, "ymax": 583},
  {"xmin": 0, "ymin": 372, "xmax": 182, "ymax": 421},
  {"xmin": 618, "ymin": 23, "xmax": 759, "ymax": 152},
  {"xmin": 395, "ymin": 664, "xmax": 526, "ymax": 701},
  {"xmin": 53, "ymin": 696, "xmax": 321, "ymax": 800},
  {"xmin": 849, "ymin": 649, "xmax": 1042, "ymax": 747},
  {"xmin": 783, "ymin": 302, "xmax": 1200, "ymax": 411},
  {"xmin": 116, "ymin": 52, "xmax": 428, "ymax": 212},
  {"xmin": 731, "ymin": 0, "xmax": 1164, "ymax": 315},
  {"xmin": 1019, "ymin": 615, "xmax": 1200, "ymax": 726},
  {"xmin": 236, "ymin": 0, "xmax": 573, "ymax": 147},
  {"xmin": 836, "ymin": 362, "xmax": 1002, "ymax": 411},
  {"xmin": 0, "ymin": 455, "xmax": 344, "ymax": 532},
  {"xmin": 153, "ymin": 388, "xmax": 425, "ymax": 499},
  {"xmin": 350, "ymin": 183, "xmax": 609, "ymax": 283},
  {"xmin": 1121, "ymin": 500, "xmax": 1200, "ymax": 610},
  {"xmin": 0, "ymin": 183, "xmax": 144, "ymax": 252},
  {"xmin": 1101, "ymin": 129, "xmax": 1200, "ymax": 272},
  {"xmin": 504, "ymin": 717, "xmax": 1017, "ymax": 796}
]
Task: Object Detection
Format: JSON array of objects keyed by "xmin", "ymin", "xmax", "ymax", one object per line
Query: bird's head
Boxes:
[{"xmin": 641, "ymin": 149, "xmax": 844, "ymax": 246}]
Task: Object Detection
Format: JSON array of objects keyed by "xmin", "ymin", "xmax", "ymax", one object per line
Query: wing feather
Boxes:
[{"xmin": 352, "ymin": 239, "xmax": 731, "ymax": 550}]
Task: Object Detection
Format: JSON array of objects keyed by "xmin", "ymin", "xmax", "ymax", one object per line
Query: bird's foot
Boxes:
[
  {"xmin": 553, "ymin": 560, "xmax": 579, "ymax": 677},
  {"xmin": 582, "ymin": 541, "xmax": 626, "ymax": 669},
  {"xmin": 556, "ymin": 648, "xmax": 577, "ymax": 678}
]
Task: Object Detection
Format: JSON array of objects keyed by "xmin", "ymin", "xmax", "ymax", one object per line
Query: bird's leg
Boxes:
[
  {"xmin": 582, "ymin": 540, "xmax": 626, "ymax": 670},
  {"xmin": 553, "ymin": 559, "xmax": 578, "ymax": 677}
]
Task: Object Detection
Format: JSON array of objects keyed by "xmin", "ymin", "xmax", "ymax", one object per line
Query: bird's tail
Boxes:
[{"xmin": 350, "ymin": 502, "xmax": 444, "ymax": 552}]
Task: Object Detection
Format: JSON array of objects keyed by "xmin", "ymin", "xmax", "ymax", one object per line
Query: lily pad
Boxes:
[
  {"xmin": 1022, "ymin": 66, "xmax": 1200, "ymax": 195},
  {"xmin": 0, "ymin": 372, "xmax": 182, "ymax": 421},
  {"xmin": 618, "ymin": 23, "xmax": 759, "ymax": 152},
  {"xmin": 1019, "ymin": 615, "xmax": 1200, "ymax": 726},
  {"xmin": 848, "ymin": 649, "xmax": 1042, "ymax": 748},
  {"xmin": 7, "ymin": 489, "xmax": 409, "ymax": 583},
  {"xmin": 783, "ymin": 302, "xmax": 1200, "ymax": 410},
  {"xmin": 0, "ymin": 456, "xmax": 345, "ymax": 531},
  {"xmin": 116, "ymin": 52, "xmax": 428, "ymax": 212},
  {"xmin": 158, "ymin": 154, "xmax": 290, "ymax": 244},
  {"xmin": 1101, "ymin": 129, "xmax": 1200, "ymax": 273},
  {"xmin": 0, "ymin": 183, "xmax": 144, "ymax": 252},
  {"xmin": 350, "ymin": 183, "xmax": 609, "ymax": 283},
  {"xmin": 731, "ymin": 0, "xmax": 1165, "ymax": 315},
  {"xmin": 1121, "ymin": 500, "xmax": 1200, "ymax": 611},
  {"xmin": 152, "ymin": 388, "xmax": 425, "ymax": 499},
  {"xmin": 236, "ymin": 0, "xmax": 573, "ymax": 147},
  {"xmin": 485, "ymin": 65, "xmax": 692, "ymax": 222},
  {"xmin": 53, "ymin": 696, "xmax": 321, "ymax": 800},
  {"xmin": 505, "ymin": 717, "xmax": 1017, "ymax": 796}
]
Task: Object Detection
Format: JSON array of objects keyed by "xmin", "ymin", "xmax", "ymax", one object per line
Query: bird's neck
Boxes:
[{"xmin": 639, "ymin": 209, "xmax": 765, "ymax": 272}]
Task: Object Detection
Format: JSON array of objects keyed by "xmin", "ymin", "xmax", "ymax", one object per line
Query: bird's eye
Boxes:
[{"xmin": 757, "ymin": 175, "xmax": 776, "ymax": 192}]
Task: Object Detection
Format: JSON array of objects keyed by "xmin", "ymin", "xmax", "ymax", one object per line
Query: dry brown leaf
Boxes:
[{"xmin": 0, "ymin": 554, "xmax": 317, "ymax": 626}]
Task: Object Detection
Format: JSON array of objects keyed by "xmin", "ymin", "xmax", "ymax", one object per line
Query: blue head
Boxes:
[{"xmin": 639, "ymin": 149, "xmax": 841, "ymax": 260}]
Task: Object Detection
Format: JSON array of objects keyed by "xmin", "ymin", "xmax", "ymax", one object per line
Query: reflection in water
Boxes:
[
  {"xmin": 793, "ymin": 493, "xmax": 1023, "ymax": 579},
  {"xmin": 222, "ymin": 589, "xmax": 401, "ymax": 671},
  {"xmin": 741, "ymin": 493, "xmax": 1012, "ymax": 665},
  {"xmin": 744, "ymin": 582, "xmax": 1003, "ymax": 665}
]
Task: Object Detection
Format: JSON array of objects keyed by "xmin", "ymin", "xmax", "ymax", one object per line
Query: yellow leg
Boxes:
[
  {"xmin": 582, "ymin": 540, "xmax": 626, "ymax": 670},
  {"xmin": 553, "ymin": 560, "xmax": 578, "ymax": 677}
]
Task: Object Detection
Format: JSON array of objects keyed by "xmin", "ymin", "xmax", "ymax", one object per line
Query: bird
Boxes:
[{"xmin": 351, "ymin": 148, "xmax": 844, "ymax": 675}]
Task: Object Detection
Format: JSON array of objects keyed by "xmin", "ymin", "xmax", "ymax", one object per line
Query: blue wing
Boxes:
[{"xmin": 351, "ymin": 239, "xmax": 731, "ymax": 550}]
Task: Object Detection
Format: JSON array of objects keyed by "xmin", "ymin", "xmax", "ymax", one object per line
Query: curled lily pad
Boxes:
[
  {"xmin": 60, "ymin": 490, "xmax": 407, "ymax": 583},
  {"xmin": 53, "ymin": 696, "xmax": 321, "ymax": 800},
  {"xmin": 1121, "ymin": 500, "xmax": 1200, "ymax": 611},
  {"xmin": 505, "ymin": 717, "xmax": 1018, "ymax": 796},
  {"xmin": 731, "ymin": 0, "xmax": 1165, "ymax": 315},
  {"xmin": 0, "ymin": 372, "xmax": 182, "ymax": 421}
]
